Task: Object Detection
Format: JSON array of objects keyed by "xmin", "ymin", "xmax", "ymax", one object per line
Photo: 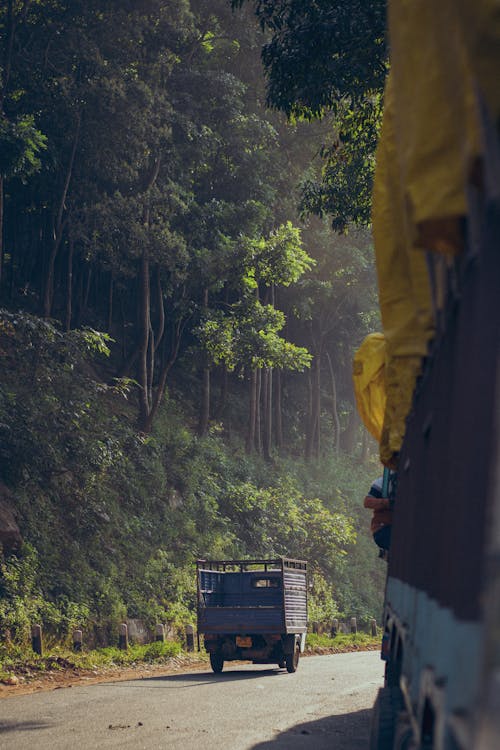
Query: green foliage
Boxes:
[
  {"xmin": 0, "ymin": 369, "xmax": 385, "ymax": 643},
  {"xmin": 251, "ymin": 221, "xmax": 315, "ymax": 287},
  {"xmin": 0, "ymin": 544, "xmax": 89, "ymax": 645},
  {"xmin": 94, "ymin": 640, "xmax": 181, "ymax": 666},
  {"xmin": 199, "ymin": 300, "xmax": 311, "ymax": 372},
  {"xmin": 0, "ymin": 640, "xmax": 182, "ymax": 678},
  {"xmin": 0, "ymin": 114, "xmax": 47, "ymax": 179},
  {"xmin": 300, "ymin": 98, "xmax": 382, "ymax": 231},
  {"xmin": 197, "ymin": 221, "xmax": 314, "ymax": 373},
  {"xmin": 0, "ymin": 311, "xmax": 122, "ymax": 485}
]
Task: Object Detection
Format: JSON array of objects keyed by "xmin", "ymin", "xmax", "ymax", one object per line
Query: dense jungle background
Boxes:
[{"xmin": 0, "ymin": 0, "xmax": 387, "ymax": 646}]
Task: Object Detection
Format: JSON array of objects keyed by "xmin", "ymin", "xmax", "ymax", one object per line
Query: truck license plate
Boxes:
[{"xmin": 236, "ymin": 636, "xmax": 252, "ymax": 648}]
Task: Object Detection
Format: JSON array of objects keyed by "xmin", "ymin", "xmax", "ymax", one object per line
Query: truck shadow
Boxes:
[
  {"xmin": 106, "ymin": 666, "xmax": 287, "ymax": 689},
  {"xmin": 131, "ymin": 667, "xmax": 286, "ymax": 688},
  {"xmin": 0, "ymin": 720, "xmax": 55, "ymax": 734},
  {"xmin": 249, "ymin": 708, "xmax": 372, "ymax": 750}
]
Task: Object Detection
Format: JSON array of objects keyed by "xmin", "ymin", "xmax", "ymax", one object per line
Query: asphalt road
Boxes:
[{"xmin": 0, "ymin": 651, "xmax": 383, "ymax": 749}]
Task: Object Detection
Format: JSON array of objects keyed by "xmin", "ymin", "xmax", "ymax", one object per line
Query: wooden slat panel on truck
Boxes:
[
  {"xmin": 283, "ymin": 569, "xmax": 307, "ymax": 633},
  {"xmin": 199, "ymin": 606, "xmax": 284, "ymax": 634}
]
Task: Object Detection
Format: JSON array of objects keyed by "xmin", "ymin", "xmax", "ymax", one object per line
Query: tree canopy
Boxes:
[
  {"xmin": 0, "ymin": 0, "xmax": 384, "ymax": 647},
  {"xmin": 235, "ymin": 0, "xmax": 387, "ymax": 231}
]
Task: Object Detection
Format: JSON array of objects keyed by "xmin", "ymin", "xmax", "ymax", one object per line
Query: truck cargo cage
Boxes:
[{"xmin": 196, "ymin": 557, "xmax": 308, "ymax": 673}]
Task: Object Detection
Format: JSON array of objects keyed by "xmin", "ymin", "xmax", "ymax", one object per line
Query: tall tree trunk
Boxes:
[
  {"xmin": 342, "ymin": 408, "xmax": 360, "ymax": 455},
  {"xmin": 64, "ymin": 235, "xmax": 74, "ymax": 331},
  {"xmin": 256, "ymin": 367, "xmax": 262, "ymax": 454},
  {"xmin": 305, "ymin": 372, "xmax": 314, "ymax": 460},
  {"xmin": 0, "ymin": 0, "xmax": 16, "ymax": 290},
  {"xmin": 43, "ymin": 114, "xmax": 80, "ymax": 317},
  {"xmin": 326, "ymin": 352, "xmax": 340, "ymax": 456},
  {"xmin": 274, "ymin": 369, "xmax": 283, "ymax": 450},
  {"xmin": 246, "ymin": 369, "xmax": 257, "ymax": 453},
  {"xmin": 83, "ymin": 266, "xmax": 92, "ymax": 313},
  {"xmin": 0, "ymin": 176, "xmax": 4, "ymax": 289},
  {"xmin": 198, "ymin": 366, "xmax": 210, "ymax": 437},
  {"xmin": 74, "ymin": 260, "xmax": 83, "ymax": 327},
  {"xmin": 138, "ymin": 248, "xmax": 151, "ymax": 430},
  {"xmin": 314, "ymin": 353, "xmax": 321, "ymax": 458},
  {"xmin": 215, "ymin": 365, "xmax": 229, "ymax": 420},
  {"xmin": 262, "ymin": 367, "xmax": 272, "ymax": 460},
  {"xmin": 305, "ymin": 356, "xmax": 321, "ymax": 459},
  {"xmin": 198, "ymin": 287, "xmax": 210, "ymax": 436},
  {"xmin": 154, "ymin": 266, "xmax": 165, "ymax": 351},
  {"xmin": 1, "ymin": 1, "xmax": 15, "ymax": 112},
  {"xmin": 137, "ymin": 155, "xmax": 162, "ymax": 431},
  {"xmin": 261, "ymin": 368, "xmax": 268, "ymax": 457},
  {"xmin": 107, "ymin": 273, "xmax": 113, "ymax": 332},
  {"xmin": 144, "ymin": 313, "xmax": 188, "ymax": 432},
  {"xmin": 8, "ymin": 213, "xmax": 15, "ymax": 300},
  {"xmin": 120, "ymin": 291, "xmax": 127, "ymax": 360},
  {"xmin": 147, "ymin": 320, "xmax": 155, "ymax": 405}
]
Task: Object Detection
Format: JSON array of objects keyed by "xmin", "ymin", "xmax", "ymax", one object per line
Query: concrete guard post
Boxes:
[
  {"xmin": 73, "ymin": 629, "xmax": 83, "ymax": 652},
  {"xmin": 155, "ymin": 623, "xmax": 165, "ymax": 642},
  {"xmin": 31, "ymin": 624, "xmax": 43, "ymax": 656},
  {"xmin": 119, "ymin": 622, "xmax": 129, "ymax": 650},
  {"xmin": 185, "ymin": 624, "xmax": 195, "ymax": 652},
  {"xmin": 350, "ymin": 617, "xmax": 357, "ymax": 634}
]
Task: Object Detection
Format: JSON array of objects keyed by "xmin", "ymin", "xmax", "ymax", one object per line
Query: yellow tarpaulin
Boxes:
[
  {"xmin": 353, "ymin": 333, "xmax": 387, "ymax": 444},
  {"xmin": 361, "ymin": 3, "xmax": 499, "ymax": 468},
  {"xmin": 370, "ymin": 72, "xmax": 434, "ymax": 467},
  {"xmin": 388, "ymin": 0, "xmax": 482, "ymax": 256}
]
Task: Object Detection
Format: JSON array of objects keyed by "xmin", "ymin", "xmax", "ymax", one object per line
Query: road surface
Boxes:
[{"xmin": 0, "ymin": 651, "xmax": 383, "ymax": 749}]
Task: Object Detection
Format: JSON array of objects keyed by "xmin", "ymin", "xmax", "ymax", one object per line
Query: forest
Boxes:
[{"xmin": 0, "ymin": 0, "xmax": 387, "ymax": 645}]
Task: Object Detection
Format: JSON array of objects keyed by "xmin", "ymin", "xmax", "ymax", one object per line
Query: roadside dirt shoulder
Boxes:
[
  {"xmin": 0, "ymin": 644, "xmax": 380, "ymax": 699},
  {"xmin": 0, "ymin": 655, "xmax": 208, "ymax": 699}
]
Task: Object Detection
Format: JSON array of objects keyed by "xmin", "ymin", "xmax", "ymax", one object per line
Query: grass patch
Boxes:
[
  {"xmin": 0, "ymin": 633, "xmax": 381, "ymax": 684},
  {"xmin": 305, "ymin": 631, "xmax": 380, "ymax": 652},
  {"xmin": 0, "ymin": 640, "xmax": 184, "ymax": 683}
]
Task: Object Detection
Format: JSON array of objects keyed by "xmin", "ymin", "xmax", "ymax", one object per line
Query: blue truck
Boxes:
[{"xmin": 196, "ymin": 557, "xmax": 308, "ymax": 674}]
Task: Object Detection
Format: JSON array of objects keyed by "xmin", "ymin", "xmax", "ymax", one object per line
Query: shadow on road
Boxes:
[
  {"xmin": 0, "ymin": 720, "xmax": 54, "ymax": 734},
  {"xmin": 249, "ymin": 708, "xmax": 372, "ymax": 750},
  {"xmin": 108, "ymin": 667, "xmax": 286, "ymax": 689}
]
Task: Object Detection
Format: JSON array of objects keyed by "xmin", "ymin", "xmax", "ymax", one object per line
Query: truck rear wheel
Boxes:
[
  {"xmin": 210, "ymin": 652, "xmax": 224, "ymax": 673},
  {"xmin": 286, "ymin": 642, "xmax": 300, "ymax": 673}
]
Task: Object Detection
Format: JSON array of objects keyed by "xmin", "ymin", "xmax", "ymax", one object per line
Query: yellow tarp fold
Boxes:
[
  {"xmin": 353, "ymin": 333, "xmax": 387, "ymax": 444},
  {"xmin": 370, "ymin": 72, "xmax": 434, "ymax": 466},
  {"xmin": 388, "ymin": 0, "xmax": 482, "ymax": 256}
]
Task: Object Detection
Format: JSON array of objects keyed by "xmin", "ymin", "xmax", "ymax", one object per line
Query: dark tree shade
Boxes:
[{"xmin": 233, "ymin": 0, "xmax": 387, "ymax": 117}]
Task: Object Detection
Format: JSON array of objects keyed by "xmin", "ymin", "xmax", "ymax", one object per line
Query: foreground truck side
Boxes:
[{"xmin": 369, "ymin": 74, "xmax": 500, "ymax": 750}]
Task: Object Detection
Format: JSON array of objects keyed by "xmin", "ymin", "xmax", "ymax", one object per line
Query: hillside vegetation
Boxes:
[{"xmin": 0, "ymin": 1, "xmax": 385, "ymax": 649}]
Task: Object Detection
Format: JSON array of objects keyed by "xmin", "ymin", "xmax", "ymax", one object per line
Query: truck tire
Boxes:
[
  {"xmin": 210, "ymin": 652, "xmax": 224, "ymax": 674},
  {"xmin": 286, "ymin": 642, "xmax": 300, "ymax": 673},
  {"xmin": 370, "ymin": 687, "xmax": 403, "ymax": 750}
]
